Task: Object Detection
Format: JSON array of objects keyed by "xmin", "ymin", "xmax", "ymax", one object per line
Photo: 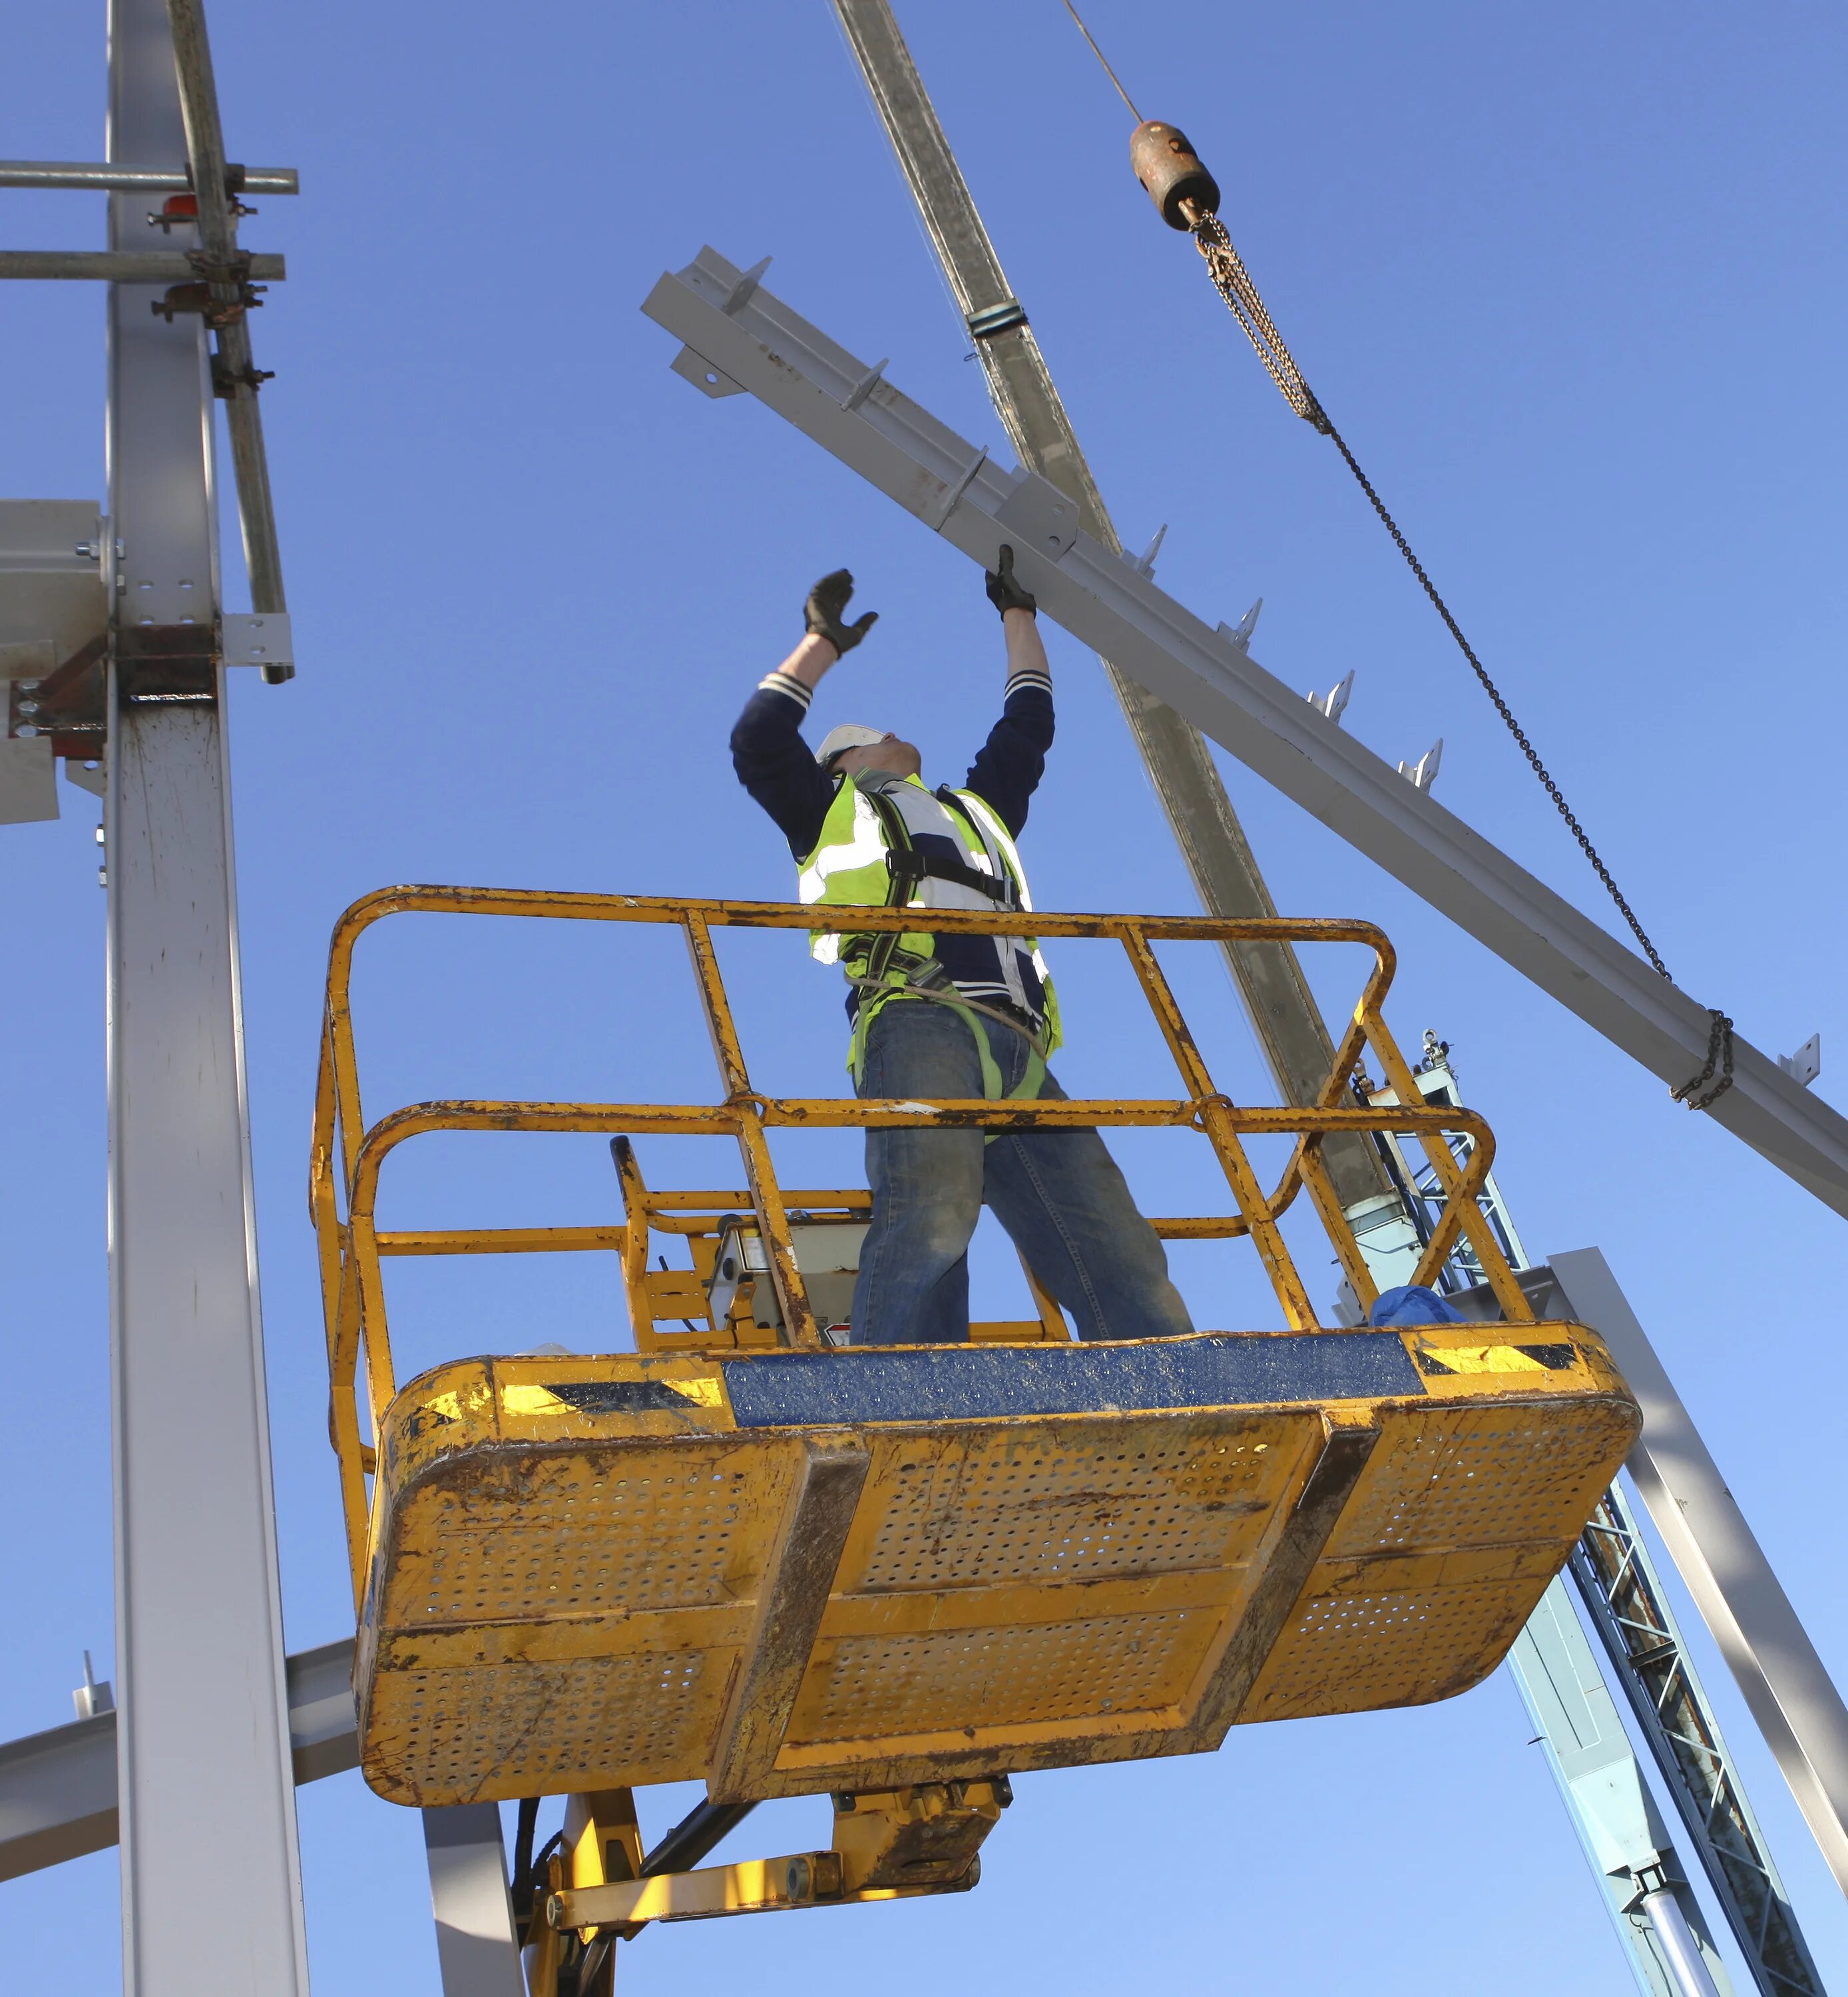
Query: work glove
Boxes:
[
  {"xmin": 985, "ymin": 543, "xmax": 1037, "ymax": 617},
  {"xmin": 805, "ymin": 568, "xmax": 879, "ymax": 654}
]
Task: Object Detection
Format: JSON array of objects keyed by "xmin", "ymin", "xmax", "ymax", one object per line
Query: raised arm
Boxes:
[
  {"xmin": 989, "ymin": 545, "xmax": 1051, "ymax": 697},
  {"xmin": 964, "ymin": 546, "xmax": 1054, "ymax": 836},
  {"xmin": 730, "ymin": 570, "xmax": 879, "ymax": 859}
]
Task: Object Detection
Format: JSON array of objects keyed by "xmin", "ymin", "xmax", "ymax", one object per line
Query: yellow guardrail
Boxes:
[{"xmin": 311, "ymin": 887, "xmax": 1532, "ymax": 1597}]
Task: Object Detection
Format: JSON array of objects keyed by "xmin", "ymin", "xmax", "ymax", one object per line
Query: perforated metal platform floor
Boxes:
[{"xmin": 355, "ymin": 1327, "xmax": 1639, "ymax": 1806}]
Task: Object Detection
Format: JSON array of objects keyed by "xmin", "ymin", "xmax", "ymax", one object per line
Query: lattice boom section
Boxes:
[
  {"xmin": 792, "ymin": 1611, "xmax": 1205, "ymax": 1744},
  {"xmin": 1329, "ymin": 1405, "xmax": 1632, "ymax": 1556},
  {"xmin": 1242, "ymin": 1578, "xmax": 1539, "ymax": 1722},
  {"xmin": 363, "ymin": 1648, "xmax": 725, "ymax": 1803},
  {"xmin": 379, "ymin": 1448, "xmax": 764, "ymax": 1629},
  {"xmin": 851, "ymin": 1419, "xmax": 1303, "ymax": 1592}
]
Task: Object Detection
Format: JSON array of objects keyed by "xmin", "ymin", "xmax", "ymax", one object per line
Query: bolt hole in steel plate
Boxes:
[{"xmin": 670, "ymin": 342, "xmax": 745, "ymax": 399}]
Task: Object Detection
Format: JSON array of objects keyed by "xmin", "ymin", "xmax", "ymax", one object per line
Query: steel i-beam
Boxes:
[
  {"xmin": 1552, "ymin": 1250, "xmax": 1848, "ymax": 1898},
  {"xmin": 639, "ymin": 247, "xmax": 1848, "ymax": 1225},
  {"xmin": 423, "ymin": 1805, "xmax": 526, "ymax": 1997},
  {"xmin": 0, "ymin": 1639, "xmax": 357, "ymax": 1885},
  {"xmin": 107, "ymin": 0, "xmax": 308, "ymax": 1989}
]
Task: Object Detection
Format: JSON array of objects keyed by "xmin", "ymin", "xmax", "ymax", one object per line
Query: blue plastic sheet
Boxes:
[{"xmin": 1367, "ymin": 1283, "xmax": 1466, "ymax": 1327}]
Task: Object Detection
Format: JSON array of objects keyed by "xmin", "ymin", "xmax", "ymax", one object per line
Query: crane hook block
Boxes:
[{"xmin": 1130, "ymin": 120, "xmax": 1221, "ymax": 229}]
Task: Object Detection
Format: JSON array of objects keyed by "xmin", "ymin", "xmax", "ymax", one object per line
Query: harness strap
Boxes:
[
  {"xmin": 842, "ymin": 782, "xmax": 1045, "ymax": 1131},
  {"xmin": 850, "ymin": 783, "xmax": 1010, "ymax": 987},
  {"xmin": 847, "ymin": 985, "xmax": 1048, "ymax": 1136},
  {"xmin": 887, "ymin": 848, "xmax": 1013, "ymax": 903}
]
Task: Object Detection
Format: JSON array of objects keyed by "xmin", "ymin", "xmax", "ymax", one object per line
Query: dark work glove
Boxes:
[
  {"xmin": 804, "ymin": 568, "xmax": 879, "ymax": 654},
  {"xmin": 985, "ymin": 544, "xmax": 1037, "ymax": 616}
]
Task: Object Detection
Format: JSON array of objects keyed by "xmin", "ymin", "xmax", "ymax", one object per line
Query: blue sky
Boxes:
[{"xmin": 4, "ymin": 1, "xmax": 1847, "ymax": 1990}]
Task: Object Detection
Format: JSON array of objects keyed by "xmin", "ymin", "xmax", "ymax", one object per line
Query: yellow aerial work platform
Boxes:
[{"xmin": 312, "ymin": 889, "xmax": 1637, "ymax": 1956}]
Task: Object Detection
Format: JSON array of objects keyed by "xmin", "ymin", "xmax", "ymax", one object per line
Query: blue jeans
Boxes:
[{"xmin": 849, "ymin": 998, "xmax": 1196, "ymax": 1346}]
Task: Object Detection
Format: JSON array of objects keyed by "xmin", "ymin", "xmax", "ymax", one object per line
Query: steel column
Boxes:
[
  {"xmin": 1552, "ymin": 1249, "xmax": 1848, "ymax": 1898},
  {"xmin": 422, "ymin": 1806, "xmax": 526, "ymax": 1997},
  {"xmin": 107, "ymin": 0, "xmax": 308, "ymax": 1990}
]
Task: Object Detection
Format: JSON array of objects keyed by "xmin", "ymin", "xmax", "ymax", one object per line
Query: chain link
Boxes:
[
  {"xmin": 1670, "ymin": 1009, "xmax": 1736, "ymax": 1112},
  {"xmin": 1191, "ymin": 213, "xmax": 1327, "ymax": 428}
]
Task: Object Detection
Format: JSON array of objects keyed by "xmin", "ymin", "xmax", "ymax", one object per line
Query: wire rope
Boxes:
[{"xmin": 1056, "ymin": 2, "xmax": 1735, "ymax": 1108}]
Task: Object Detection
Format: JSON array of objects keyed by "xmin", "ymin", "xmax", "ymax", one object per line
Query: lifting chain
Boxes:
[
  {"xmin": 1185, "ymin": 207, "xmax": 1734, "ymax": 1112},
  {"xmin": 1670, "ymin": 1008, "xmax": 1735, "ymax": 1112},
  {"xmin": 1190, "ymin": 214, "xmax": 1327, "ymax": 429}
]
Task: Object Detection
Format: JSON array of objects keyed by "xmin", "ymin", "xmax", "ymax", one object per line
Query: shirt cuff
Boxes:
[
  {"xmin": 757, "ymin": 670, "xmax": 813, "ymax": 713},
  {"xmin": 1005, "ymin": 669, "xmax": 1052, "ymax": 700}
]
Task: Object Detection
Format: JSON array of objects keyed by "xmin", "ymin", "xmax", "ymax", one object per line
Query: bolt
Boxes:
[
  {"xmin": 17, "ymin": 700, "xmax": 39, "ymax": 716},
  {"xmin": 17, "ymin": 725, "xmax": 39, "ymax": 738}
]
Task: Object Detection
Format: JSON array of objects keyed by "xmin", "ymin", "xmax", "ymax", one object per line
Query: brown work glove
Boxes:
[
  {"xmin": 985, "ymin": 544, "xmax": 1037, "ymax": 616},
  {"xmin": 804, "ymin": 568, "xmax": 879, "ymax": 654}
]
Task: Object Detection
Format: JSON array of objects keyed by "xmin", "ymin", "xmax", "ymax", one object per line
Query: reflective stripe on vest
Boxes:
[{"xmin": 796, "ymin": 772, "xmax": 1062, "ymax": 1058}]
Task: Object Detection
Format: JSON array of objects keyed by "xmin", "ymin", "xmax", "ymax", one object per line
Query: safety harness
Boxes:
[{"xmin": 842, "ymin": 783, "xmax": 1050, "ymax": 1117}]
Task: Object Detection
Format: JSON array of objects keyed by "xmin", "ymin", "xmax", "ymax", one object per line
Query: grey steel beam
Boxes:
[
  {"xmin": 0, "ymin": 1639, "xmax": 357, "ymax": 1883},
  {"xmin": 831, "ymin": 0, "xmax": 1387, "ymax": 1210},
  {"xmin": 163, "ymin": 0, "xmax": 291, "ymax": 674},
  {"xmin": 284, "ymin": 1637, "xmax": 362, "ymax": 1786},
  {"xmin": 1552, "ymin": 1250, "xmax": 1848, "ymax": 1898},
  {"xmin": 640, "ymin": 247, "xmax": 1848, "ymax": 1222},
  {"xmin": 423, "ymin": 1805, "xmax": 527, "ymax": 1997},
  {"xmin": 108, "ymin": 0, "xmax": 309, "ymax": 1989},
  {"xmin": 0, "ymin": 159, "xmax": 297, "ymax": 192},
  {"xmin": 0, "ymin": 249, "xmax": 284, "ymax": 280},
  {"xmin": 0, "ymin": 1715, "xmax": 116, "ymax": 1885}
]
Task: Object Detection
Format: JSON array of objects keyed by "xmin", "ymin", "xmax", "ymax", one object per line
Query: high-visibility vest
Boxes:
[{"xmin": 796, "ymin": 771, "xmax": 1063, "ymax": 1065}]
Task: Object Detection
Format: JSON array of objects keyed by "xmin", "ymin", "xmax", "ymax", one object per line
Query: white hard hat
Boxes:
[{"xmin": 815, "ymin": 723, "xmax": 887, "ymax": 768}]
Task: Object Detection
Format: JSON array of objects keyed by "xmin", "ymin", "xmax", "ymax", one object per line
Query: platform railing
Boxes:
[{"xmin": 311, "ymin": 887, "xmax": 1533, "ymax": 1595}]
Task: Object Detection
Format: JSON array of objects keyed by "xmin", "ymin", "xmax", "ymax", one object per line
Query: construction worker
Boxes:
[{"xmin": 731, "ymin": 555, "xmax": 1195, "ymax": 1347}]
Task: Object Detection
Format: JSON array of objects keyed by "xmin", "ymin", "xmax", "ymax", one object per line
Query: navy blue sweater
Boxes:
[{"xmin": 730, "ymin": 672, "xmax": 1056, "ymax": 1017}]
